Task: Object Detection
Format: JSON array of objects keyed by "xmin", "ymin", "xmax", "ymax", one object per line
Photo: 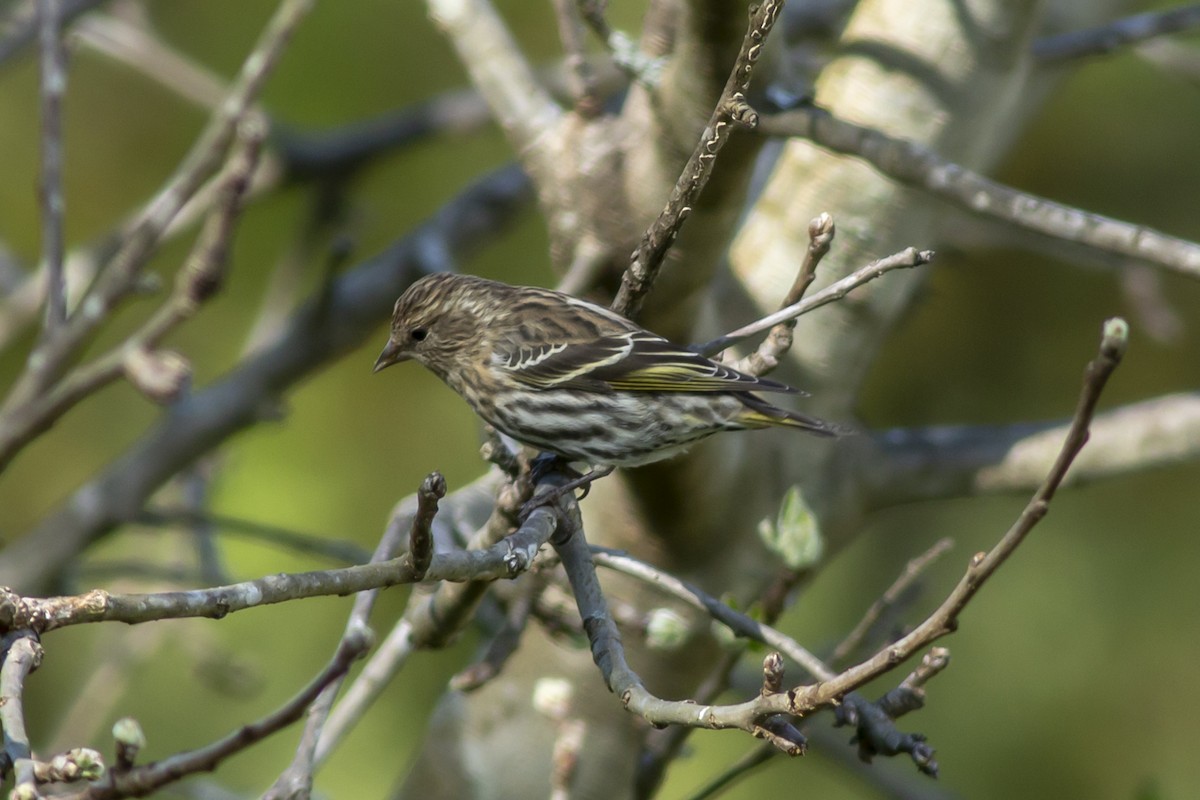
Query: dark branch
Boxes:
[{"xmin": 1034, "ymin": 6, "xmax": 1200, "ymax": 63}]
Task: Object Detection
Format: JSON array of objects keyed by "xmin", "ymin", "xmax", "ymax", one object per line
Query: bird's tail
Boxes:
[{"xmin": 736, "ymin": 392, "xmax": 848, "ymax": 438}]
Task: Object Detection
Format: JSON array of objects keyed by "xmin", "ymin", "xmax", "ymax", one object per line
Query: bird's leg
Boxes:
[
  {"xmin": 528, "ymin": 452, "xmax": 579, "ymax": 485},
  {"xmin": 548, "ymin": 464, "xmax": 614, "ymax": 501},
  {"xmin": 520, "ymin": 457, "xmax": 614, "ymax": 520}
]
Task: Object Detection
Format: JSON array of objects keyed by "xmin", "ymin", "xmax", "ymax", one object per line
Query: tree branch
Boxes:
[
  {"xmin": 37, "ymin": 0, "xmax": 67, "ymax": 332},
  {"xmin": 611, "ymin": 0, "xmax": 783, "ymax": 319},
  {"xmin": 756, "ymin": 107, "xmax": 1200, "ymax": 281},
  {"xmin": 0, "ymin": 165, "xmax": 532, "ymax": 595},
  {"xmin": 864, "ymin": 391, "xmax": 1200, "ymax": 508},
  {"xmin": 1033, "ymin": 6, "xmax": 1200, "ymax": 63},
  {"xmin": 73, "ymin": 631, "xmax": 369, "ymax": 800},
  {"xmin": 694, "ymin": 245, "xmax": 932, "ymax": 356}
]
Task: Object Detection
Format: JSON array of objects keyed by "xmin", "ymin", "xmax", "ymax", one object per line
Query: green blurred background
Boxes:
[{"xmin": 1, "ymin": 1, "xmax": 1198, "ymax": 798}]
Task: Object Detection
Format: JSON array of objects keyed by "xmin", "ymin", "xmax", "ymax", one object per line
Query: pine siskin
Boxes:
[{"xmin": 373, "ymin": 273, "xmax": 841, "ymax": 467}]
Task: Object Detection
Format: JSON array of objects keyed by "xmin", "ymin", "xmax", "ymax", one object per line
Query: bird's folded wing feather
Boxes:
[{"xmin": 497, "ymin": 332, "xmax": 798, "ymax": 393}]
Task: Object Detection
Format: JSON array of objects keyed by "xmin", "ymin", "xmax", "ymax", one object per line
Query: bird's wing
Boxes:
[{"xmin": 497, "ymin": 331, "xmax": 799, "ymax": 394}]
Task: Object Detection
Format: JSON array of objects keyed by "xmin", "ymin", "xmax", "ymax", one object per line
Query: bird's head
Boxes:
[{"xmin": 373, "ymin": 273, "xmax": 495, "ymax": 381}]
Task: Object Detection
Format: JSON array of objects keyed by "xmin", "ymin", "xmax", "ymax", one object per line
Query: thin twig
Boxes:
[
  {"xmin": 450, "ymin": 578, "xmax": 539, "ymax": 691},
  {"xmin": 38, "ymin": 0, "xmax": 67, "ymax": 332},
  {"xmin": 73, "ymin": 10, "xmax": 228, "ymax": 111},
  {"xmin": 0, "ymin": 164, "xmax": 532, "ymax": 595},
  {"xmin": 1033, "ymin": 5, "xmax": 1200, "ymax": 63},
  {"xmin": 695, "ymin": 247, "xmax": 932, "ymax": 356},
  {"xmin": 0, "ymin": 0, "xmax": 106, "ymax": 67},
  {"xmin": 72, "ymin": 632, "xmax": 369, "ymax": 800},
  {"xmin": 0, "ymin": 120, "xmax": 266, "ymax": 471},
  {"xmin": 410, "ymin": 472, "xmax": 447, "ymax": 579},
  {"xmin": 610, "ymin": 0, "xmax": 783, "ymax": 319},
  {"xmin": 575, "ymin": 0, "xmax": 662, "ymax": 86},
  {"xmin": 777, "ymin": 318, "xmax": 1129, "ymax": 717},
  {"xmin": 829, "ymin": 538, "xmax": 954, "ymax": 665},
  {"xmin": 757, "ymin": 107, "xmax": 1200, "ymax": 281},
  {"xmin": 137, "ymin": 507, "xmax": 372, "ymax": 565},
  {"xmin": 553, "ymin": 0, "xmax": 599, "ymax": 115},
  {"xmin": 3, "ymin": 0, "xmax": 313, "ymax": 413},
  {"xmin": 732, "ymin": 212, "xmax": 835, "ymax": 376},
  {"xmin": 682, "ymin": 743, "xmax": 775, "ymax": 800},
  {"xmin": 591, "ymin": 548, "xmax": 831, "ymax": 680}
]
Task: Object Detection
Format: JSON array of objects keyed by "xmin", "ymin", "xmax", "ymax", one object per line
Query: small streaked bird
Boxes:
[{"xmin": 373, "ymin": 273, "xmax": 841, "ymax": 468}]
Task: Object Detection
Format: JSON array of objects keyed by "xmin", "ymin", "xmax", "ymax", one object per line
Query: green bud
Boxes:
[{"xmin": 758, "ymin": 485, "xmax": 823, "ymax": 570}]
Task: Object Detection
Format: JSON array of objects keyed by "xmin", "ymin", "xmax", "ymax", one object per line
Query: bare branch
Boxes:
[
  {"xmin": 427, "ymin": 0, "xmax": 563, "ymax": 184},
  {"xmin": 73, "ymin": 631, "xmax": 369, "ymax": 800},
  {"xmin": 409, "ymin": 471, "xmax": 448, "ymax": 580},
  {"xmin": 1, "ymin": 633, "xmax": 44, "ymax": 794},
  {"xmin": 575, "ymin": 0, "xmax": 663, "ymax": 86},
  {"xmin": 865, "ymin": 391, "xmax": 1200, "ymax": 507},
  {"xmin": 0, "ymin": 165, "xmax": 532, "ymax": 595},
  {"xmin": 137, "ymin": 508, "xmax": 371, "ymax": 565},
  {"xmin": 1033, "ymin": 6, "xmax": 1200, "ymax": 64},
  {"xmin": 611, "ymin": 0, "xmax": 783, "ymax": 319},
  {"xmin": 0, "ymin": 0, "xmax": 106, "ymax": 67},
  {"xmin": 311, "ymin": 479, "xmax": 556, "ymax": 767},
  {"xmin": 757, "ymin": 107, "xmax": 1200, "ymax": 281},
  {"xmin": 3, "ymin": 0, "xmax": 313, "ymax": 413},
  {"xmin": 564, "ymin": 319, "xmax": 1125, "ymax": 752},
  {"xmin": 37, "ymin": 0, "xmax": 67, "ymax": 331},
  {"xmin": 695, "ymin": 246, "xmax": 932, "ymax": 357},
  {"xmin": 3, "ymin": 510, "xmax": 555, "ymax": 632},
  {"xmin": 553, "ymin": 0, "xmax": 599, "ymax": 115},
  {"xmin": 590, "ymin": 548, "xmax": 832, "ymax": 681},
  {"xmin": 830, "ymin": 538, "xmax": 954, "ymax": 665},
  {"xmin": 264, "ymin": 472, "xmax": 446, "ymax": 800},
  {"xmin": 731, "ymin": 212, "xmax": 835, "ymax": 376},
  {"xmin": 779, "ymin": 318, "xmax": 1128, "ymax": 716},
  {"xmin": 0, "ymin": 120, "xmax": 266, "ymax": 471},
  {"xmin": 73, "ymin": 10, "xmax": 227, "ymax": 111}
]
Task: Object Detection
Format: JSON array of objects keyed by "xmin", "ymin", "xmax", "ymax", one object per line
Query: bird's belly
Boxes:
[{"xmin": 484, "ymin": 390, "xmax": 741, "ymax": 466}]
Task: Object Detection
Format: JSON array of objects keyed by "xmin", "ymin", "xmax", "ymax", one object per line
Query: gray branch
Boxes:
[{"xmin": 0, "ymin": 165, "xmax": 532, "ymax": 595}]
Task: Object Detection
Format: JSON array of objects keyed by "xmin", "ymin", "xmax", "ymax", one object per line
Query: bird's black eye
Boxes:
[{"xmin": 410, "ymin": 327, "xmax": 428, "ymax": 342}]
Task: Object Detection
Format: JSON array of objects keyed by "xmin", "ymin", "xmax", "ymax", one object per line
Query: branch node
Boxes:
[{"xmin": 762, "ymin": 652, "xmax": 785, "ymax": 695}]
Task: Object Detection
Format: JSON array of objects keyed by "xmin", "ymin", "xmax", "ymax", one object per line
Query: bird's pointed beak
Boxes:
[{"xmin": 373, "ymin": 339, "xmax": 408, "ymax": 373}]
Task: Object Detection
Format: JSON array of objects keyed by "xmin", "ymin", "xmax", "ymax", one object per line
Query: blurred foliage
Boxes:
[{"xmin": 0, "ymin": 1, "xmax": 1198, "ymax": 799}]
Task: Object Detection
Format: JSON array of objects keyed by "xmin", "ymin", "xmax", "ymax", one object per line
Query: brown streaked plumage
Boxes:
[{"xmin": 374, "ymin": 273, "xmax": 841, "ymax": 466}]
